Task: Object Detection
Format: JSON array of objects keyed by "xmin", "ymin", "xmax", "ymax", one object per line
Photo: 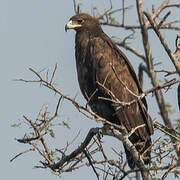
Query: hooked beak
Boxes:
[{"xmin": 65, "ymin": 20, "xmax": 82, "ymax": 32}]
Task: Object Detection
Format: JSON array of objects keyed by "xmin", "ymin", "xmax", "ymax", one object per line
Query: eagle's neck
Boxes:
[
  {"xmin": 75, "ymin": 31, "xmax": 89, "ymax": 46},
  {"xmin": 74, "ymin": 30, "xmax": 96, "ymax": 100},
  {"xmin": 75, "ymin": 31, "xmax": 90, "ymax": 67}
]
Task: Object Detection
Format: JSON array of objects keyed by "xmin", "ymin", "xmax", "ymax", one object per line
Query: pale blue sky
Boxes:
[{"xmin": 1, "ymin": 0, "xmax": 179, "ymax": 179}]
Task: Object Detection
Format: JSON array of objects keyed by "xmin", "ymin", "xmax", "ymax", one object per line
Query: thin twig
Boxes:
[
  {"xmin": 10, "ymin": 148, "xmax": 35, "ymax": 162},
  {"xmin": 83, "ymin": 149, "xmax": 100, "ymax": 180},
  {"xmin": 157, "ymin": 11, "xmax": 171, "ymax": 28},
  {"xmin": 154, "ymin": 122, "xmax": 180, "ymax": 141},
  {"xmin": 50, "ymin": 63, "xmax": 58, "ymax": 85}
]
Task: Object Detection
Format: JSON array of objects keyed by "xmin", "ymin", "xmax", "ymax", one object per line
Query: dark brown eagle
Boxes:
[{"xmin": 65, "ymin": 13, "xmax": 154, "ymax": 168}]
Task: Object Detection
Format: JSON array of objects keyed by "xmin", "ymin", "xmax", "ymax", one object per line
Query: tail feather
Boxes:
[{"xmin": 124, "ymin": 135, "xmax": 152, "ymax": 169}]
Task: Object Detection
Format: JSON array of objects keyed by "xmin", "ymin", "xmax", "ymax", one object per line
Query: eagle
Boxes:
[{"xmin": 65, "ymin": 13, "xmax": 154, "ymax": 168}]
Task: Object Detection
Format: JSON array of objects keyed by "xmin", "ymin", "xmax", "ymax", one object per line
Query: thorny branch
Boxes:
[
  {"xmin": 18, "ymin": 67, "xmax": 180, "ymax": 119},
  {"xmin": 12, "ymin": 63, "xmax": 180, "ymax": 179}
]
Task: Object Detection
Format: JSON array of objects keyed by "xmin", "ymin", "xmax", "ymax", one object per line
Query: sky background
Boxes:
[{"xmin": 1, "ymin": 0, "xmax": 180, "ymax": 179}]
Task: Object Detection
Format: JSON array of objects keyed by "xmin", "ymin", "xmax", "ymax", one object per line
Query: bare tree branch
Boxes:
[
  {"xmin": 101, "ymin": 22, "xmax": 180, "ymax": 31},
  {"xmin": 49, "ymin": 128, "xmax": 99, "ymax": 170},
  {"xmin": 136, "ymin": 0, "xmax": 180, "ymax": 160},
  {"xmin": 144, "ymin": 11, "xmax": 180, "ymax": 75},
  {"xmin": 116, "ymin": 41, "xmax": 146, "ymax": 62}
]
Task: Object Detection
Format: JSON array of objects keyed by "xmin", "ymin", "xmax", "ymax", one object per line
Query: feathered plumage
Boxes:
[{"xmin": 65, "ymin": 13, "xmax": 154, "ymax": 168}]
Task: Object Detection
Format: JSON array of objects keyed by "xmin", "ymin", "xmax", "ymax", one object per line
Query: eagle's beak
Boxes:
[
  {"xmin": 65, "ymin": 24, "xmax": 69, "ymax": 32},
  {"xmin": 65, "ymin": 20, "xmax": 82, "ymax": 32}
]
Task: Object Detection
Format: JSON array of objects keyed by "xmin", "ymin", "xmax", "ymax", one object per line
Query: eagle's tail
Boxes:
[{"xmin": 124, "ymin": 137, "xmax": 152, "ymax": 169}]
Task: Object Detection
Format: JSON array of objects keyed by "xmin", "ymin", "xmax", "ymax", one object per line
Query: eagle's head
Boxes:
[{"xmin": 65, "ymin": 13, "xmax": 102, "ymax": 33}]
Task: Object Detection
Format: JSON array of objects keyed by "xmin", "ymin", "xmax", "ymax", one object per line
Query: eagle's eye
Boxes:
[{"xmin": 77, "ymin": 19, "xmax": 84, "ymax": 24}]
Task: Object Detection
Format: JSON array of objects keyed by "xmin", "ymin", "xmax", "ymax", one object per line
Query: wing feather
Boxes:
[{"xmin": 89, "ymin": 35, "xmax": 153, "ymax": 137}]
